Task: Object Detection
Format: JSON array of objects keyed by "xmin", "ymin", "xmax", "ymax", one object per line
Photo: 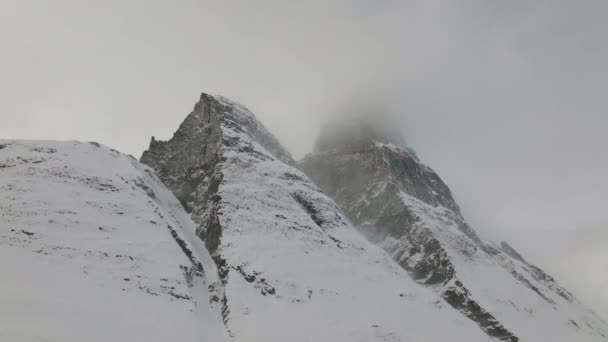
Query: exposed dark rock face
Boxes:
[
  {"xmin": 141, "ymin": 94, "xmax": 297, "ymax": 332},
  {"xmin": 443, "ymin": 282, "xmax": 515, "ymax": 341},
  {"xmin": 142, "ymin": 95, "xmax": 222, "ymax": 252},
  {"xmin": 299, "ymin": 118, "xmax": 606, "ymax": 341},
  {"xmin": 141, "ymin": 94, "xmax": 293, "ymax": 254}
]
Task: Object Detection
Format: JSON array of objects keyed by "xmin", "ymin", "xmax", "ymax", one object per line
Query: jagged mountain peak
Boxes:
[
  {"xmin": 305, "ymin": 118, "xmax": 459, "ymax": 217},
  {"xmin": 146, "ymin": 92, "xmax": 294, "ymax": 167},
  {"xmin": 207, "ymin": 93, "xmax": 295, "ymax": 164}
]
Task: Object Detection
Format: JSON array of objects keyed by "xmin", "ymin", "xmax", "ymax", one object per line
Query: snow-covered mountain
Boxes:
[
  {"xmin": 2, "ymin": 93, "xmax": 607, "ymax": 342},
  {"xmin": 140, "ymin": 93, "xmax": 493, "ymax": 341},
  {"xmin": 0, "ymin": 140, "xmax": 227, "ymax": 341},
  {"xmin": 299, "ymin": 117, "xmax": 608, "ymax": 341}
]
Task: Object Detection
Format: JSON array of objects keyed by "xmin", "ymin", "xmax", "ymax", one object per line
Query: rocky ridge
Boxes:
[{"xmin": 299, "ymin": 117, "xmax": 608, "ymax": 341}]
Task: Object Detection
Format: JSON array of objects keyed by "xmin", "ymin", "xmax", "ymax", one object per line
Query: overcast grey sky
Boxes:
[{"xmin": 1, "ymin": 0, "xmax": 607, "ymax": 317}]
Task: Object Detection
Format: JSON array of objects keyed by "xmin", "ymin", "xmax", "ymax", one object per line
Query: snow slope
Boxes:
[
  {"xmin": 0, "ymin": 140, "xmax": 226, "ymax": 342},
  {"xmin": 300, "ymin": 124, "xmax": 608, "ymax": 342},
  {"xmin": 141, "ymin": 93, "xmax": 492, "ymax": 341}
]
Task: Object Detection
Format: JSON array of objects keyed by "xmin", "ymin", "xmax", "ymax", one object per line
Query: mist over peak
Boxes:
[
  {"xmin": 312, "ymin": 88, "xmax": 412, "ymax": 153},
  {"xmin": 314, "ymin": 114, "xmax": 407, "ymax": 154}
]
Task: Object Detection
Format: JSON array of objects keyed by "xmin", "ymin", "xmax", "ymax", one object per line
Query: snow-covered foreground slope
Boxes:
[
  {"xmin": 141, "ymin": 93, "xmax": 492, "ymax": 341},
  {"xmin": 300, "ymin": 119, "xmax": 608, "ymax": 342},
  {"xmin": 0, "ymin": 140, "xmax": 226, "ymax": 342}
]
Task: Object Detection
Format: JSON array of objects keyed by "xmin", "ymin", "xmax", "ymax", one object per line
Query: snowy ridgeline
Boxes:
[{"xmin": 0, "ymin": 140, "xmax": 226, "ymax": 342}]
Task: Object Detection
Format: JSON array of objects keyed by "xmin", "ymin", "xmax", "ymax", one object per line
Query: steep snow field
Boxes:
[{"xmin": 0, "ymin": 140, "xmax": 226, "ymax": 342}]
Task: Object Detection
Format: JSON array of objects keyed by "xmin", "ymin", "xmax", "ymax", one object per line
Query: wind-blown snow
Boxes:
[{"xmin": 0, "ymin": 140, "xmax": 226, "ymax": 342}]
